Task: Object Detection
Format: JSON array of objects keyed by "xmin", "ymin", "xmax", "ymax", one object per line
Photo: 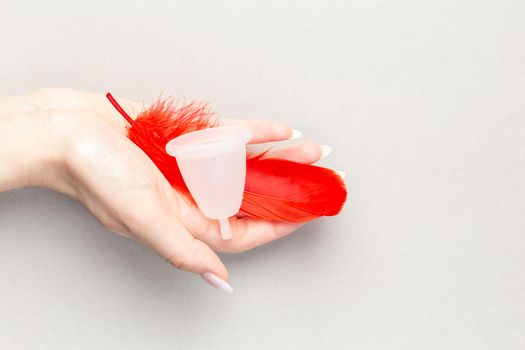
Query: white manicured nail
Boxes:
[
  {"xmin": 290, "ymin": 129, "xmax": 303, "ymax": 139},
  {"xmin": 201, "ymin": 272, "xmax": 234, "ymax": 293},
  {"xmin": 320, "ymin": 145, "xmax": 332, "ymax": 158},
  {"xmin": 335, "ymin": 170, "xmax": 346, "ymax": 179}
]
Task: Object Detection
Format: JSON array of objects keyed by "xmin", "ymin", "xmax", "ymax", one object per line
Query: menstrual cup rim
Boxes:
[{"xmin": 165, "ymin": 126, "xmax": 251, "ymax": 159}]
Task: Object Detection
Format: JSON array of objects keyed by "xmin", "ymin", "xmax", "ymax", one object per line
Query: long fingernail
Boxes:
[
  {"xmin": 335, "ymin": 170, "xmax": 346, "ymax": 179},
  {"xmin": 290, "ymin": 129, "xmax": 303, "ymax": 140},
  {"xmin": 320, "ymin": 145, "xmax": 332, "ymax": 158},
  {"xmin": 201, "ymin": 272, "xmax": 234, "ymax": 293}
]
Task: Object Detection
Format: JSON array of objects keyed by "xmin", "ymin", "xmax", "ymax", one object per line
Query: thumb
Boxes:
[{"xmin": 131, "ymin": 210, "xmax": 233, "ymax": 293}]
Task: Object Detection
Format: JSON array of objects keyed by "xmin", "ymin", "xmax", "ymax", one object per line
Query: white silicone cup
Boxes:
[{"xmin": 165, "ymin": 126, "xmax": 252, "ymax": 240}]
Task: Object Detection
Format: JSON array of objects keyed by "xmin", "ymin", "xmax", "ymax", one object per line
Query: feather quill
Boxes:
[{"xmin": 106, "ymin": 93, "xmax": 347, "ymax": 222}]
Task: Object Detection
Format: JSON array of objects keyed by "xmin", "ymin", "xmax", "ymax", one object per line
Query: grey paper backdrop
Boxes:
[{"xmin": 1, "ymin": 0, "xmax": 524, "ymax": 349}]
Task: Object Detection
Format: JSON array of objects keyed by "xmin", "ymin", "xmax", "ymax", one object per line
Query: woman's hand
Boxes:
[{"xmin": 0, "ymin": 88, "xmax": 330, "ymax": 292}]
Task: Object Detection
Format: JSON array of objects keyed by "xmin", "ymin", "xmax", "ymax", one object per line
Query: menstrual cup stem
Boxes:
[{"xmin": 219, "ymin": 218, "xmax": 232, "ymax": 240}]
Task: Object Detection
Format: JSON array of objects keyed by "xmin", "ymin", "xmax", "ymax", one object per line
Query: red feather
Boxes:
[{"xmin": 106, "ymin": 93, "xmax": 347, "ymax": 222}]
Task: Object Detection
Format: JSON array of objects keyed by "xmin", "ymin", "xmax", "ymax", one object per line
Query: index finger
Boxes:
[{"xmin": 219, "ymin": 118, "xmax": 302, "ymax": 144}]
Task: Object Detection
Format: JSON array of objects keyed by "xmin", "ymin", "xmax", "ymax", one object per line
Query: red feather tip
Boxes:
[{"xmin": 106, "ymin": 92, "xmax": 347, "ymax": 222}]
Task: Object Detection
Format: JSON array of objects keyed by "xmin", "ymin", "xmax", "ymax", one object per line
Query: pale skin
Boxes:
[{"xmin": 0, "ymin": 88, "xmax": 330, "ymax": 292}]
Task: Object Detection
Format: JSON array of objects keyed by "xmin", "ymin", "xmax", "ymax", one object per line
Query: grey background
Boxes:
[{"xmin": 1, "ymin": 0, "xmax": 524, "ymax": 349}]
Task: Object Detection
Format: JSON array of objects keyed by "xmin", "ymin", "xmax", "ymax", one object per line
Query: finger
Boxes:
[
  {"xmin": 199, "ymin": 217, "xmax": 307, "ymax": 254},
  {"xmin": 262, "ymin": 142, "xmax": 329, "ymax": 164},
  {"xmin": 220, "ymin": 118, "xmax": 301, "ymax": 144},
  {"xmin": 130, "ymin": 207, "xmax": 229, "ymax": 281}
]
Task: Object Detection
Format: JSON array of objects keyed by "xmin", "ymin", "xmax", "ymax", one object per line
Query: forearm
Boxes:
[{"xmin": 0, "ymin": 95, "xmax": 67, "ymax": 193}]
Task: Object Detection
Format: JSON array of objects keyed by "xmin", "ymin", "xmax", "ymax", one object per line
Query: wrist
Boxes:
[{"xmin": 0, "ymin": 95, "xmax": 68, "ymax": 193}]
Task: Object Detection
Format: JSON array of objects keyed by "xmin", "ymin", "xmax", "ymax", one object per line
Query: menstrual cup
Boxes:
[{"xmin": 165, "ymin": 126, "xmax": 252, "ymax": 240}]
